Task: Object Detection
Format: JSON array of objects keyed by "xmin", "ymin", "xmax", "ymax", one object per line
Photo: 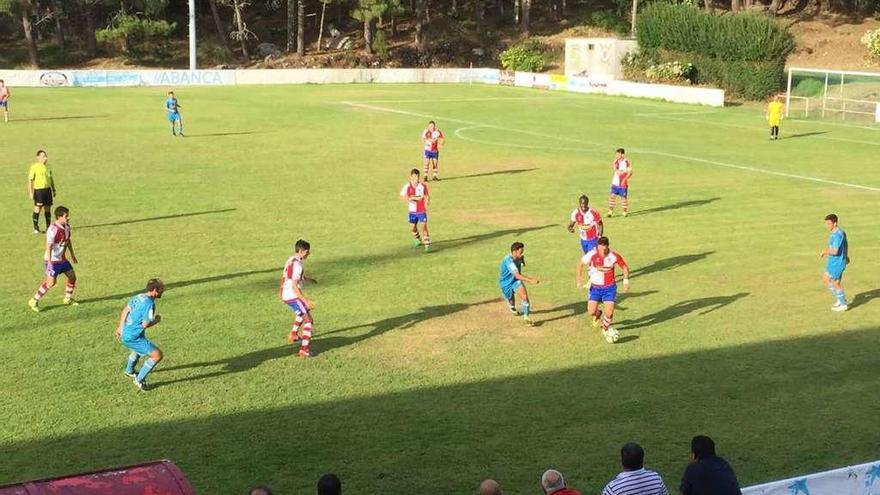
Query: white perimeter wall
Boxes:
[{"xmin": 0, "ymin": 68, "xmax": 725, "ymax": 106}]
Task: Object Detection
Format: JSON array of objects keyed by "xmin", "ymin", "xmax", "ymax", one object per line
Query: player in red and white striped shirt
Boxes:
[
  {"xmin": 608, "ymin": 148, "xmax": 633, "ymax": 217},
  {"xmin": 576, "ymin": 236, "xmax": 630, "ymax": 343},
  {"xmin": 421, "ymin": 121, "xmax": 445, "ymax": 181},
  {"xmin": 400, "ymin": 168, "xmax": 432, "ymax": 252},
  {"xmin": 280, "ymin": 239, "xmax": 317, "ymax": 357},
  {"xmin": 28, "ymin": 206, "xmax": 79, "ymax": 312}
]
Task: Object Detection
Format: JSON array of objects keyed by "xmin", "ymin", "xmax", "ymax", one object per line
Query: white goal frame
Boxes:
[{"xmin": 786, "ymin": 66, "xmax": 880, "ymax": 122}]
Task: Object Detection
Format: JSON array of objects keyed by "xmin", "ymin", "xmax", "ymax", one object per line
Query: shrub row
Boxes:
[{"xmin": 661, "ymin": 49, "xmax": 785, "ymax": 100}]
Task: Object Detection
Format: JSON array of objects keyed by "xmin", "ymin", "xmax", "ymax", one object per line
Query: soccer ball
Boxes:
[{"xmin": 604, "ymin": 327, "xmax": 620, "ymax": 344}]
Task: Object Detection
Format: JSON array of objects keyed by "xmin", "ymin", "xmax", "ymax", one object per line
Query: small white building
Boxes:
[{"xmin": 564, "ymin": 38, "xmax": 637, "ymax": 81}]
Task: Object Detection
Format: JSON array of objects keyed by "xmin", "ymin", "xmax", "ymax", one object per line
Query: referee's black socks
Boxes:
[{"xmin": 44, "ymin": 210, "xmax": 51, "ymax": 228}]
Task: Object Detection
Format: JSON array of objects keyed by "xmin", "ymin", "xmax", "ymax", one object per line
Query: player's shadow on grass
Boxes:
[
  {"xmin": 432, "ymin": 224, "xmax": 559, "ymax": 251},
  {"xmin": 13, "ymin": 114, "xmax": 110, "ymax": 123},
  {"xmin": 80, "ymin": 265, "xmax": 278, "ymax": 304},
  {"xmin": 785, "ymin": 131, "xmax": 830, "ymax": 139},
  {"xmin": 629, "ymin": 251, "xmax": 714, "ymax": 279},
  {"xmin": 627, "ymin": 198, "xmax": 720, "ymax": 218},
  {"xmin": 317, "ymin": 299, "xmax": 497, "ymax": 354},
  {"xmin": 440, "ymin": 168, "xmax": 539, "ymax": 182},
  {"xmin": 533, "ymin": 290, "xmax": 659, "ymax": 327},
  {"xmin": 151, "ymin": 345, "xmax": 292, "ymax": 389},
  {"xmin": 851, "ymin": 288, "xmax": 880, "ymax": 309},
  {"xmin": 616, "ymin": 292, "xmax": 749, "ymax": 331},
  {"xmin": 77, "ymin": 208, "xmax": 236, "ymax": 230},
  {"xmin": 183, "ymin": 131, "xmax": 261, "ymax": 138}
]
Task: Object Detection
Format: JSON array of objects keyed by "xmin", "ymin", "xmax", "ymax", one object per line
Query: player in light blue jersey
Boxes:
[
  {"xmin": 165, "ymin": 91, "xmax": 184, "ymax": 137},
  {"xmin": 820, "ymin": 213, "xmax": 850, "ymax": 312},
  {"xmin": 115, "ymin": 279, "xmax": 165, "ymax": 390},
  {"xmin": 499, "ymin": 241, "xmax": 541, "ymax": 326}
]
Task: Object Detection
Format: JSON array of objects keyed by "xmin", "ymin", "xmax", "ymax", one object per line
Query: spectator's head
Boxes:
[
  {"xmin": 317, "ymin": 473, "xmax": 341, "ymax": 495},
  {"xmin": 621, "ymin": 442, "xmax": 645, "ymax": 471},
  {"xmin": 691, "ymin": 435, "xmax": 716, "ymax": 462},
  {"xmin": 541, "ymin": 469, "xmax": 566, "ymax": 494},
  {"xmin": 249, "ymin": 486, "xmax": 272, "ymax": 495},
  {"xmin": 479, "ymin": 479, "xmax": 502, "ymax": 495}
]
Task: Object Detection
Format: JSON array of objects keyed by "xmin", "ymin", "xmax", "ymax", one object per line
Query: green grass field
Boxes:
[{"xmin": 1, "ymin": 83, "xmax": 878, "ymax": 494}]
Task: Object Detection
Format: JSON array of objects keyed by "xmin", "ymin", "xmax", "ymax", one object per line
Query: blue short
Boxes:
[
  {"xmin": 0, "ymin": 100, "xmax": 7, "ymax": 109},
  {"xmin": 122, "ymin": 336, "xmax": 158, "ymax": 356},
  {"xmin": 611, "ymin": 185, "xmax": 628, "ymax": 197},
  {"xmin": 825, "ymin": 264, "xmax": 846, "ymax": 281},
  {"xmin": 501, "ymin": 280, "xmax": 523, "ymax": 301},
  {"xmin": 580, "ymin": 238, "xmax": 598, "ymax": 254},
  {"xmin": 424, "ymin": 150, "xmax": 439, "ymax": 159},
  {"xmin": 589, "ymin": 284, "xmax": 618, "ymax": 303},
  {"xmin": 46, "ymin": 260, "xmax": 73, "ymax": 278},
  {"xmin": 409, "ymin": 212, "xmax": 427, "ymax": 224},
  {"xmin": 168, "ymin": 112, "xmax": 180, "ymax": 122},
  {"xmin": 286, "ymin": 299, "xmax": 310, "ymax": 317}
]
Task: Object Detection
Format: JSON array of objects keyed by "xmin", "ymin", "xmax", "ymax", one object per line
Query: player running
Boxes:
[
  {"xmin": 820, "ymin": 213, "xmax": 849, "ymax": 312},
  {"xmin": 27, "ymin": 150, "xmax": 56, "ymax": 234},
  {"xmin": 116, "ymin": 278, "xmax": 166, "ymax": 391},
  {"xmin": 28, "ymin": 206, "xmax": 79, "ymax": 312},
  {"xmin": 568, "ymin": 194, "xmax": 603, "ymax": 254},
  {"xmin": 400, "ymin": 168, "xmax": 431, "ymax": 252},
  {"xmin": 608, "ymin": 148, "xmax": 632, "ymax": 217},
  {"xmin": 421, "ymin": 120, "xmax": 445, "ymax": 181},
  {"xmin": 576, "ymin": 236, "xmax": 630, "ymax": 343},
  {"xmin": 0, "ymin": 79, "xmax": 9, "ymax": 122},
  {"xmin": 499, "ymin": 241, "xmax": 541, "ymax": 326},
  {"xmin": 281, "ymin": 239, "xmax": 318, "ymax": 357},
  {"xmin": 766, "ymin": 95, "xmax": 784, "ymax": 141},
  {"xmin": 165, "ymin": 91, "xmax": 184, "ymax": 137}
]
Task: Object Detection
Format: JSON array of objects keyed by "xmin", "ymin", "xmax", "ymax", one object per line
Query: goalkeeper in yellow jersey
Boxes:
[{"xmin": 766, "ymin": 95, "xmax": 784, "ymax": 140}]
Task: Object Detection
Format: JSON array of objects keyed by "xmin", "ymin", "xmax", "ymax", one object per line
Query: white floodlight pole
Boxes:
[{"xmin": 188, "ymin": 0, "xmax": 197, "ymax": 71}]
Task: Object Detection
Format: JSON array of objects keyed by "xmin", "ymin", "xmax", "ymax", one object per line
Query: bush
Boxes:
[
  {"xmin": 499, "ymin": 42, "xmax": 545, "ymax": 72},
  {"xmin": 793, "ymin": 78, "xmax": 824, "ymax": 97},
  {"xmin": 373, "ymin": 29, "xmax": 389, "ymax": 58},
  {"xmin": 645, "ymin": 60, "xmax": 696, "ymax": 83},
  {"xmin": 659, "ymin": 50, "xmax": 784, "ymax": 99},
  {"xmin": 96, "ymin": 12, "xmax": 176, "ymax": 62},
  {"xmin": 861, "ymin": 28, "xmax": 880, "ymax": 58}
]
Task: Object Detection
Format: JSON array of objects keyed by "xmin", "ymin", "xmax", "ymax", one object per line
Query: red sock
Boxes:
[
  {"xmin": 64, "ymin": 282, "xmax": 75, "ymax": 299},
  {"xmin": 300, "ymin": 322, "xmax": 313, "ymax": 352},
  {"xmin": 33, "ymin": 283, "xmax": 49, "ymax": 301}
]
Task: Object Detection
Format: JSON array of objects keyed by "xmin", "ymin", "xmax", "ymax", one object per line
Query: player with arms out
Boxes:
[
  {"xmin": 576, "ymin": 236, "xmax": 630, "ymax": 343},
  {"xmin": 568, "ymin": 194, "xmax": 603, "ymax": 254},
  {"xmin": 28, "ymin": 206, "xmax": 79, "ymax": 311},
  {"xmin": 400, "ymin": 168, "xmax": 431, "ymax": 252},
  {"xmin": 27, "ymin": 150, "xmax": 56, "ymax": 234},
  {"xmin": 281, "ymin": 239, "xmax": 318, "ymax": 357},
  {"xmin": 499, "ymin": 241, "xmax": 541, "ymax": 326},
  {"xmin": 0, "ymin": 79, "xmax": 9, "ymax": 122},
  {"xmin": 608, "ymin": 148, "xmax": 632, "ymax": 217},
  {"xmin": 165, "ymin": 90, "xmax": 184, "ymax": 137},
  {"xmin": 820, "ymin": 213, "xmax": 849, "ymax": 312},
  {"xmin": 421, "ymin": 120, "xmax": 445, "ymax": 181},
  {"xmin": 766, "ymin": 95, "xmax": 784, "ymax": 141},
  {"xmin": 116, "ymin": 278, "xmax": 166, "ymax": 391}
]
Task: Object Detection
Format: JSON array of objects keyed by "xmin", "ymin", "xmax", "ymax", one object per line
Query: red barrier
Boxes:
[{"xmin": 0, "ymin": 460, "xmax": 196, "ymax": 495}]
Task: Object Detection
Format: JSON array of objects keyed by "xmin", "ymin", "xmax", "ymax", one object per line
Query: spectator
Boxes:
[
  {"xmin": 318, "ymin": 473, "xmax": 342, "ymax": 495},
  {"xmin": 602, "ymin": 442, "xmax": 669, "ymax": 495},
  {"xmin": 479, "ymin": 479, "xmax": 503, "ymax": 495},
  {"xmin": 249, "ymin": 486, "xmax": 272, "ymax": 495},
  {"xmin": 680, "ymin": 435, "xmax": 742, "ymax": 495},
  {"xmin": 541, "ymin": 469, "xmax": 581, "ymax": 495}
]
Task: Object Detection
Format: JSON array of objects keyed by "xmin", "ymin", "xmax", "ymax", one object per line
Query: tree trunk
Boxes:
[
  {"xmin": 363, "ymin": 17, "xmax": 373, "ymax": 54},
  {"xmin": 287, "ymin": 0, "xmax": 295, "ymax": 51},
  {"xmin": 730, "ymin": 0, "xmax": 740, "ymax": 12},
  {"xmin": 818, "ymin": 0, "xmax": 830, "ymax": 12},
  {"xmin": 296, "ymin": 0, "xmax": 305, "ymax": 56},
  {"xmin": 53, "ymin": 1, "xmax": 66, "ymax": 56},
  {"xmin": 231, "ymin": 0, "xmax": 250, "ymax": 61},
  {"xmin": 451, "ymin": 0, "xmax": 458, "ymax": 15},
  {"xmin": 630, "ymin": 0, "xmax": 638, "ymax": 36},
  {"xmin": 21, "ymin": 12, "xmax": 40, "ymax": 68},
  {"xmin": 414, "ymin": 0, "xmax": 425, "ymax": 48},
  {"xmin": 767, "ymin": 0, "xmax": 781, "ymax": 14},
  {"xmin": 208, "ymin": 0, "xmax": 234, "ymax": 63},
  {"xmin": 84, "ymin": 3, "xmax": 98, "ymax": 56},
  {"xmin": 743, "ymin": 0, "xmax": 753, "ymax": 8},
  {"xmin": 514, "ymin": 0, "xmax": 520, "ymax": 25},
  {"xmin": 520, "ymin": 0, "xmax": 530, "ymax": 34},
  {"xmin": 703, "ymin": 0, "xmax": 713, "ymax": 13},
  {"xmin": 317, "ymin": 0, "xmax": 327, "ymax": 51}
]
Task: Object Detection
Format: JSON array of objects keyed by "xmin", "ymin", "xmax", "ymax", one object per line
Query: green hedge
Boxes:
[
  {"xmin": 637, "ymin": 3, "xmax": 794, "ymax": 62},
  {"xmin": 656, "ymin": 50, "xmax": 784, "ymax": 100}
]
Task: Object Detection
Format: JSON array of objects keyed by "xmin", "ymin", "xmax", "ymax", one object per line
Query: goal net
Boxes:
[{"xmin": 786, "ymin": 67, "xmax": 880, "ymax": 124}]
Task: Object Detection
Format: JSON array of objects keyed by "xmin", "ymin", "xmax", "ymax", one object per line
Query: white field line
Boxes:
[
  {"xmin": 342, "ymin": 100, "xmax": 880, "ymax": 192},
  {"xmin": 634, "ymin": 110, "xmax": 720, "ymax": 117},
  {"xmin": 454, "ymin": 125, "xmax": 599, "ymax": 153},
  {"xmin": 645, "ymin": 114, "xmax": 880, "ymax": 147},
  {"xmin": 349, "ymin": 96, "xmax": 569, "ymax": 103}
]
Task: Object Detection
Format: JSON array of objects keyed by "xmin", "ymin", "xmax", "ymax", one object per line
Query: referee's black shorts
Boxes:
[{"xmin": 33, "ymin": 188, "xmax": 53, "ymax": 206}]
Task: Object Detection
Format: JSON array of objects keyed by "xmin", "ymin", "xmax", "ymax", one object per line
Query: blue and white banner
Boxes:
[{"xmin": 743, "ymin": 461, "xmax": 880, "ymax": 495}]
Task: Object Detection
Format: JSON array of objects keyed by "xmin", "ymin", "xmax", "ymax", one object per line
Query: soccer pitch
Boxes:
[{"xmin": 0, "ymin": 83, "xmax": 878, "ymax": 494}]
